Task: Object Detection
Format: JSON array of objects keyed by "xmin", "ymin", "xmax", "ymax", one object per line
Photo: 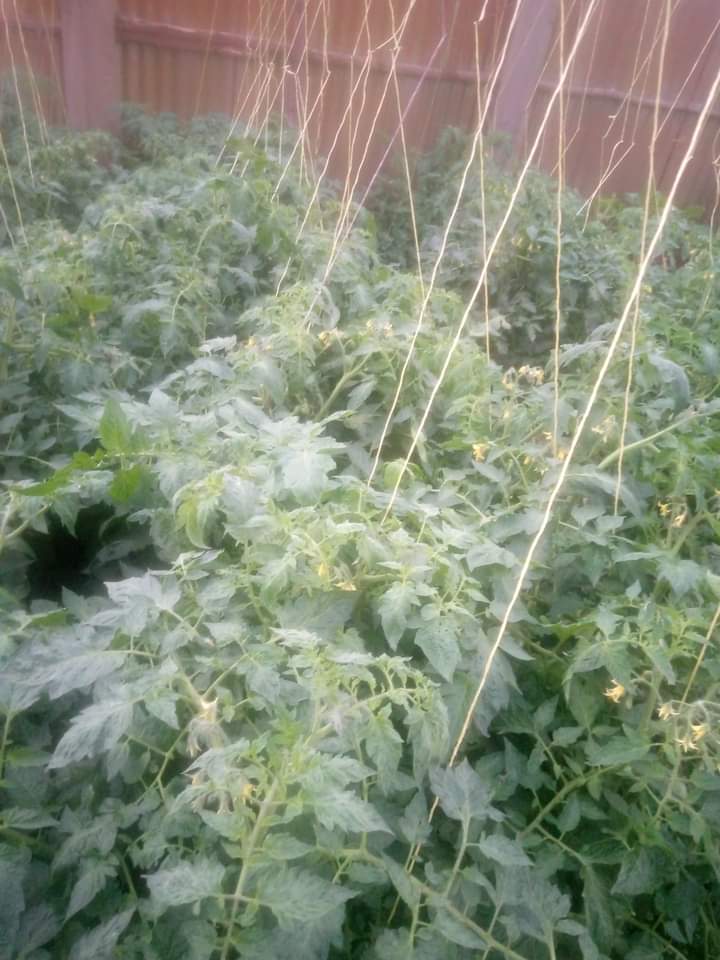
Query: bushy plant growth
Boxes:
[{"xmin": 1, "ymin": 111, "xmax": 719, "ymax": 960}]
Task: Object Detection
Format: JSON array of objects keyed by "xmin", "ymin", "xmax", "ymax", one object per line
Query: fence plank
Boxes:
[
  {"xmin": 492, "ymin": 0, "xmax": 558, "ymax": 144},
  {"xmin": 60, "ymin": 0, "xmax": 121, "ymax": 131}
]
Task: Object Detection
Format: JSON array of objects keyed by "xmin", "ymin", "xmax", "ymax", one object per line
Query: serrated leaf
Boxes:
[
  {"xmin": 99, "ymin": 397, "xmax": 133, "ymax": 454},
  {"xmin": 431, "ymin": 907, "xmax": 486, "ymax": 948},
  {"xmin": 66, "ymin": 861, "xmax": 117, "ymax": 920},
  {"xmin": 263, "ymin": 833, "xmax": 314, "ymax": 861},
  {"xmin": 611, "ymin": 847, "xmax": 665, "ymax": 896},
  {"xmin": 13, "ymin": 642, "xmax": 126, "ymax": 703},
  {"xmin": 478, "ymin": 834, "xmax": 532, "ymax": 866},
  {"xmin": 70, "ymin": 908, "xmax": 134, "ymax": 960},
  {"xmin": 109, "ymin": 464, "xmax": 146, "ymax": 502},
  {"xmin": 364, "ymin": 708, "xmax": 403, "ymax": 792},
  {"xmin": 466, "ymin": 541, "xmax": 518, "ymax": 570},
  {"xmin": 278, "ymin": 445, "xmax": 336, "ymax": 501},
  {"xmin": 145, "ymin": 696, "xmax": 179, "ymax": 729},
  {"xmin": 49, "ymin": 699, "xmax": 134, "ymax": 769},
  {"xmin": 2, "ymin": 808, "xmax": 59, "ymax": 830},
  {"xmin": 658, "ymin": 557, "xmax": 704, "ymax": 597},
  {"xmin": 382, "ymin": 855, "xmax": 420, "ymax": 909},
  {"xmin": 414, "ymin": 620, "xmax": 459, "ymax": 681},
  {"xmin": 430, "ymin": 759, "xmax": 492, "ymax": 828},
  {"xmin": 586, "ymin": 735, "xmax": 649, "ymax": 767},
  {"xmin": 648, "ymin": 352, "xmax": 691, "ymax": 411},
  {"xmin": 146, "ymin": 859, "xmax": 225, "ymax": 907},
  {"xmin": 378, "ymin": 582, "xmax": 417, "ymax": 649},
  {"xmin": 254, "ymin": 867, "xmax": 356, "ymax": 927},
  {"xmin": 14, "ymin": 905, "xmax": 60, "ymax": 955},
  {"xmin": 552, "ymin": 726, "xmax": 584, "ymax": 747},
  {"xmin": 310, "ymin": 788, "xmax": 391, "ymax": 834}
]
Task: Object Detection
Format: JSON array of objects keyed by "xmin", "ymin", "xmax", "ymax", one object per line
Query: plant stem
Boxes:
[
  {"xmin": 598, "ymin": 408, "xmax": 712, "ymax": 470},
  {"xmin": 317, "ymin": 357, "xmax": 370, "ymax": 418},
  {"xmin": 0, "ymin": 711, "xmax": 12, "ymax": 782},
  {"xmin": 519, "ymin": 771, "xmax": 601, "ymax": 839},
  {"xmin": 219, "ymin": 778, "xmax": 279, "ymax": 960}
]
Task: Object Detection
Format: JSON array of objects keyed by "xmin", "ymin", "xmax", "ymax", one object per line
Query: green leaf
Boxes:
[
  {"xmin": 431, "ymin": 907, "xmax": 487, "ymax": 949},
  {"xmin": 466, "ymin": 541, "xmax": 518, "ymax": 570},
  {"xmin": 14, "ymin": 905, "xmax": 60, "ymax": 955},
  {"xmin": 658, "ymin": 557, "xmax": 704, "ymax": 597},
  {"xmin": 66, "ymin": 861, "xmax": 117, "ymax": 920},
  {"xmin": 378, "ymin": 582, "xmax": 417, "ymax": 649},
  {"xmin": 648, "ymin": 352, "xmax": 691, "ymax": 411},
  {"xmin": 254, "ymin": 867, "xmax": 356, "ymax": 927},
  {"xmin": 2, "ymin": 808, "xmax": 59, "ymax": 830},
  {"xmin": 478, "ymin": 834, "xmax": 532, "ymax": 866},
  {"xmin": 146, "ymin": 859, "xmax": 225, "ymax": 908},
  {"xmin": 70, "ymin": 909, "xmax": 134, "ymax": 960},
  {"xmin": 364, "ymin": 708, "xmax": 403, "ymax": 792},
  {"xmin": 414, "ymin": 620, "xmax": 459, "ymax": 681},
  {"xmin": 382, "ymin": 855, "xmax": 420, "ymax": 910},
  {"xmin": 586, "ymin": 735, "xmax": 649, "ymax": 767},
  {"xmin": 109, "ymin": 464, "xmax": 146, "ymax": 502},
  {"xmin": 12, "ymin": 640, "xmax": 126, "ymax": 703},
  {"xmin": 278, "ymin": 441, "xmax": 336, "ymax": 501},
  {"xmin": 310, "ymin": 788, "xmax": 391, "ymax": 835},
  {"xmin": 145, "ymin": 695, "xmax": 179, "ymax": 730},
  {"xmin": 49, "ymin": 699, "xmax": 134, "ymax": 769},
  {"xmin": 611, "ymin": 848, "xmax": 666, "ymax": 896},
  {"xmin": 552, "ymin": 726, "xmax": 584, "ymax": 747},
  {"xmin": 99, "ymin": 397, "xmax": 133, "ymax": 454},
  {"xmin": 430, "ymin": 759, "xmax": 493, "ymax": 828}
]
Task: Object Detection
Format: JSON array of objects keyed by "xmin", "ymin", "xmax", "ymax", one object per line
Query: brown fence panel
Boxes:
[
  {"xmin": 527, "ymin": 0, "xmax": 720, "ymax": 211},
  {"xmin": 0, "ymin": 0, "xmax": 719, "ymax": 213},
  {"xmin": 0, "ymin": 0, "xmax": 63, "ymax": 126}
]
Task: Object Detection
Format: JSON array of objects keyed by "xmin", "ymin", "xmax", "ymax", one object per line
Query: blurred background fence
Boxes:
[{"xmin": 2, "ymin": 0, "xmax": 720, "ymax": 211}]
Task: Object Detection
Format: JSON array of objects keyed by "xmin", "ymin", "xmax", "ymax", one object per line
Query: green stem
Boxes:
[
  {"xmin": 598, "ymin": 408, "xmax": 712, "ymax": 470},
  {"xmin": 443, "ymin": 820, "xmax": 469, "ymax": 897},
  {"xmin": 339, "ymin": 848, "xmax": 532, "ymax": 960},
  {"xmin": 519, "ymin": 771, "xmax": 601, "ymax": 839},
  {"xmin": 317, "ymin": 357, "xmax": 370, "ymax": 418},
  {"xmin": 220, "ymin": 778, "xmax": 280, "ymax": 960},
  {"xmin": 0, "ymin": 711, "xmax": 12, "ymax": 783}
]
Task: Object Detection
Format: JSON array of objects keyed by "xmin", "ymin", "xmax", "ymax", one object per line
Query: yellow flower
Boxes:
[
  {"xmin": 542, "ymin": 431, "xmax": 553, "ymax": 442},
  {"xmin": 501, "ymin": 370, "xmax": 516, "ymax": 390},
  {"xmin": 240, "ymin": 782, "xmax": 255, "ymax": 801},
  {"xmin": 199, "ymin": 698, "xmax": 218, "ymax": 723},
  {"xmin": 317, "ymin": 561, "xmax": 330, "ymax": 580},
  {"xmin": 246, "ymin": 336, "xmax": 257, "ymax": 348},
  {"xmin": 365, "ymin": 319, "xmax": 375, "ymax": 333},
  {"xmin": 658, "ymin": 501, "xmax": 671, "ymax": 517},
  {"xmin": 318, "ymin": 330, "xmax": 331, "ymax": 346},
  {"xmin": 592, "ymin": 416, "xmax": 615, "ymax": 442},
  {"xmin": 557, "ymin": 448, "xmax": 568, "ymax": 462},
  {"xmin": 513, "ymin": 365, "xmax": 544, "ymax": 386},
  {"xmin": 676, "ymin": 734, "xmax": 699, "ymax": 753},
  {"xmin": 472, "ymin": 442, "xmax": 489, "ymax": 463},
  {"xmin": 604, "ymin": 680, "xmax": 625, "ymax": 703},
  {"xmin": 522, "ymin": 454, "xmax": 533, "ymax": 466},
  {"xmin": 691, "ymin": 722, "xmax": 710, "ymax": 742},
  {"xmin": 657, "ymin": 702, "xmax": 678, "ymax": 721},
  {"xmin": 337, "ymin": 580, "xmax": 357, "ymax": 592},
  {"xmin": 383, "ymin": 322, "xmax": 393, "ymax": 337},
  {"xmin": 671, "ymin": 508, "xmax": 688, "ymax": 528}
]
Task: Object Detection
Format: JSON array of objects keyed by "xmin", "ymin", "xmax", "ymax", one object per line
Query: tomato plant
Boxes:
[{"xmin": 1, "ymin": 109, "xmax": 719, "ymax": 960}]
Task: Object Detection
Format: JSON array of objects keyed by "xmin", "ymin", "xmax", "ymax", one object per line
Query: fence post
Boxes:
[
  {"xmin": 492, "ymin": 0, "xmax": 558, "ymax": 147},
  {"xmin": 60, "ymin": 0, "xmax": 121, "ymax": 132}
]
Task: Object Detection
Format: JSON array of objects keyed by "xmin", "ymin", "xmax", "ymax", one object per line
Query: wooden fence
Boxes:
[{"xmin": 2, "ymin": 0, "xmax": 720, "ymax": 211}]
